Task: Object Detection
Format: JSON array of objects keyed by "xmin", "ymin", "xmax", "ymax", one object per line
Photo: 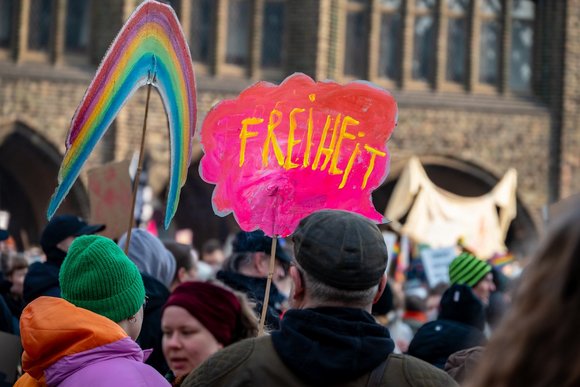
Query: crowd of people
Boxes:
[{"xmin": 0, "ymin": 203, "xmax": 578, "ymax": 386}]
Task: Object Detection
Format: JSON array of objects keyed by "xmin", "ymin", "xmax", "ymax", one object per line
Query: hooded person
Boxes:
[
  {"xmin": 216, "ymin": 230, "xmax": 291, "ymax": 330},
  {"xmin": 23, "ymin": 215, "xmax": 105, "ymax": 304},
  {"xmin": 407, "ymin": 284, "xmax": 487, "ymax": 369},
  {"xmin": 182, "ymin": 210, "xmax": 457, "ymax": 387},
  {"xmin": 118, "ymin": 228, "xmax": 177, "ymax": 375},
  {"xmin": 15, "ymin": 235, "xmax": 170, "ymax": 387}
]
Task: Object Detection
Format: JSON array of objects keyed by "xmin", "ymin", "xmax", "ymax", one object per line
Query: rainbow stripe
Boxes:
[
  {"xmin": 489, "ymin": 253, "xmax": 514, "ymax": 268},
  {"xmin": 47, "ymin": 0, "xmax": 196, "ymax": 228}
]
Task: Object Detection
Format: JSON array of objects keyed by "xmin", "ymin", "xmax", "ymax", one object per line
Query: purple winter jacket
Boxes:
[
  {"xmin": 15, "ymin": 297, "xmax": 170, "ymax": 387},
  {"xmin": 46, "ymin": 337, "xmax": 170, "ymax": 386}
]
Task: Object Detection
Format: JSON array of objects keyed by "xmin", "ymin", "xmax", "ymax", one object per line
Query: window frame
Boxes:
[
  {"xmin": 221, "ymin": 0, "xmax": 253, "ymax": 76},
  {"xmin": 0, "ymin": 0, "xmax": 16, "ymax": 60},
  {"xmin": 0, "ymin": 0, "xmax": 92, "ymax": 66},
  {"xmin": 373, "ymin": 0, "xmax": 404, "ymax": 89},
  {"xmin": 338, "ymin": 0, "xmax": 535, "ymax": 97},
  {"xmin": 340, "ymin": 0, "xmax": 371, "ymax": 81},
  {"xmin": 473, "ymin": 0, "xmax": 504, "ymax": 94},
  {"xmin": 175, "ymin": 0, "xmax": 287, "ymax": 80},
  {"xmin": 407, "ymin": 0, "xmax": 437, "ymax": 89},
  {"xmin": 441, "ymin": 0, "xmax": 470, "ymax": 91},
  {"xmin": 508, "ymin": 0, "xmax": 535, "ymax": 94},
  {"xmin": 62, "ymin": 0, "xmax": 92, "ymax": 66},
  {"xmin": 173, "ymin": 0, "xmax": 212, "ymax": 75},
  {"xmin": 23, "ymin": 0, "xmax": 55, "ymax": 63},
  {"xmin": 260, "ymin": 0, "xmax": 287, "ymax": 76}
]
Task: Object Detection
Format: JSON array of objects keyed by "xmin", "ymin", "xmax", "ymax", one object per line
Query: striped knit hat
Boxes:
[{"xmin": 449, "ymin": 252, "xmax": 492, "ymax": 287}]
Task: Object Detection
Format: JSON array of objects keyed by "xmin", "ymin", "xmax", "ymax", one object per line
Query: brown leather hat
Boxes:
[{"xmin": 292, "ymin": 210, "xmax": 388, "ymax": 290}]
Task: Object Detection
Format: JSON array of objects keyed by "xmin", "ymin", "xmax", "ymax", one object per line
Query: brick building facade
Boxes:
[{"xmin": 0, "ymin": 0, "xmax": 577, "ymax": 257}]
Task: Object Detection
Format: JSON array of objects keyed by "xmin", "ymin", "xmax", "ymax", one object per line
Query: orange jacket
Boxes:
[{"xmin": 15, "ymin": 297, "xmax": 128, "ymax": 387}]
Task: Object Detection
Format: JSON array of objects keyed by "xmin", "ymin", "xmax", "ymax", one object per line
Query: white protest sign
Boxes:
[
  {"xmin": 421, "ymin": 246, "xmax": 458, "ymax": 288},
  {"xmin": 382, "ymin": 231, "xmax": 397, "ymax": 275}
]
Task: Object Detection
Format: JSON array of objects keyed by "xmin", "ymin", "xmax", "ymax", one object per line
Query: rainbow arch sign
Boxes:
[{"xmin": 47, "ymin": 0, "xmax": 196, "ymax": 228}]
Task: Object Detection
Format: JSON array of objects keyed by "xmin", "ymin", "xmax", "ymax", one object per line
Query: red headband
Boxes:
[{"xmin": 163, "ymin": 281, "xmax": 241, "ymax": 345}]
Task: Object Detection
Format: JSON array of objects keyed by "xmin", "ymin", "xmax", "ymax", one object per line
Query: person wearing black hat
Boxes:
[
  {"xmin": 182, "ymin": 210, "xmax": 457, "ymax": 387},
  {"xmin": 407, "ymin": 284, "xmax": 487, "ymax": 370},
  {"xmin": 216, "ymin": 230, "xmax": 292, "ymax": 330},
  {"xmin": 22, "ymin": 215, "xmax": 105, "ymax": 304}
]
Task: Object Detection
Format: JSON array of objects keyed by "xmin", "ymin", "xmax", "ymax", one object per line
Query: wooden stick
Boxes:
[
  {"xmin": 124, "ymin": 82, "xmax": 153, "ymax": 255},
  {"xmin": 258, "ymin": 236, "xmax": 278, "ymax": 335}
]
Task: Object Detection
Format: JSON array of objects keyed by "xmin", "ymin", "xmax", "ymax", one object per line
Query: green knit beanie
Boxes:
[
  {"xmin": 449, "ymin": 252, "xmax": 492, "ymax": 287},
  {"xmin": 60, "ymin": 235, "xmax": 145, "ymax": 323}
]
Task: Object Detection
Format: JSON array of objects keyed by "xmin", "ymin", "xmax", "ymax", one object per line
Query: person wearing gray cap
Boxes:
[{"xmin": 182, "ymin": 210, "xmax": 457, "ymax": 387}]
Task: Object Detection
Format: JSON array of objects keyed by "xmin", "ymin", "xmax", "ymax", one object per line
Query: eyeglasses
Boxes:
[{"xmin": 143, "ymin": 295, "xmax": 150, "ymax": 308}]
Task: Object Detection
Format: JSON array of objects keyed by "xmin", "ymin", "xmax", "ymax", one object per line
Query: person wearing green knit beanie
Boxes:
[
  {"xmin": 60, "ymin": 234, "xmax": 146, "ymax": 340},
  {"xmin": 448, "ymin": 252, "xmax": 496, "ymax": 305},
  {"xmin": 15, "ymin": 234, "xmax": 171, "ymax": 386}
]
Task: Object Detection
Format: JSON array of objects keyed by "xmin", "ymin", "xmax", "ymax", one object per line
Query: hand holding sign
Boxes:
[{"xmin": 201, "ymin": 73, "xmax": 397, "ymax": 236}]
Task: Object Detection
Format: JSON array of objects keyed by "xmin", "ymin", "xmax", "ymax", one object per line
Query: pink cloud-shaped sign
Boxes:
[{"xmin": 200, "ymin": 73, "xmax": 397, "ymax": 236}]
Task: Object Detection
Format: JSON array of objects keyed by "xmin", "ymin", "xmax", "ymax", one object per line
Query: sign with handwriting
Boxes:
[{"xmin": 200, "ymin": 73, "xmax": 398, "ymax": 236}]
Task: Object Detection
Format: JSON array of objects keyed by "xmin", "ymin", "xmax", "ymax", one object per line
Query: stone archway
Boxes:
[
  {"xmin": 372, "ymin": 155, "xmax": 538, "ymax": 259},
  {"xmin": 0, "ymin": 121, "xmax": 90, "ymax": 250}
]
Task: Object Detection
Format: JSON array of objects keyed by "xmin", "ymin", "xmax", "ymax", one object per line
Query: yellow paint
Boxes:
[
  {"xmin": 329, "ymin": 116, "xmax": 359, "ymax": 175},
  {"xmin": 302, "ymin": 107, "xmax": 315, "ymax": 168},
  {"xmin": 362, "ymin": 145, "xmax": 386, "ymax": 189},
  {"xmin": 284, "ymin": 108, "xmax": 305, "ymax": 170},
  {"xmin": 262, "ymin": 109, "xmax": 285, "ymax": 167},
  {"xmin": 313, "ymin": 114, "xmax": 341, "ymax": 171},
  {"xmin": 239, "ymin": 117, "xmax": 263, "ymax": 166},
  {"xmin": 339, "ymin": 143, "xmax": 361, "ymax": 189},
  {"xmin": 233, "ymin": 101, "xmax": 387, "ymax": 192}
]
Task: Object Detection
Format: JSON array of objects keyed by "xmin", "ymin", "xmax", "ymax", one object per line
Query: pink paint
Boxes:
[{"xmin": 200, "ymin": 73, "xmax": 398, "ymax": 236}]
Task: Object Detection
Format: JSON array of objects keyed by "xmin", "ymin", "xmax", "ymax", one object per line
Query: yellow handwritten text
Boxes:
[{"xmin": 238, "ymin": 99, "xmax": 386, "ymax": 189}]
